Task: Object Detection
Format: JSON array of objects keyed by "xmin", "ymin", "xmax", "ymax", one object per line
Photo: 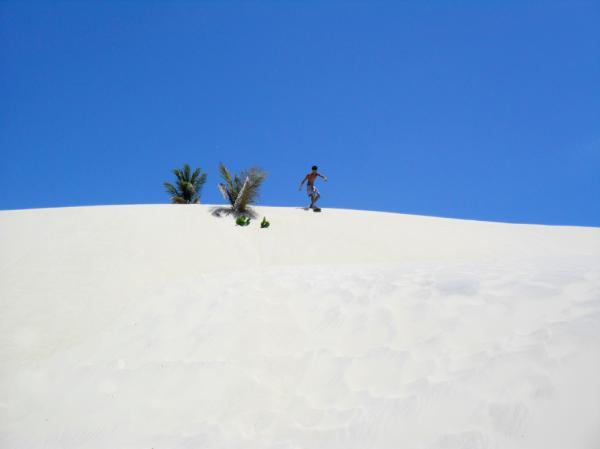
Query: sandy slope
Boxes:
[{"xmin": 1, "ymin": 205, "xmax": 599, "ymax": 448}]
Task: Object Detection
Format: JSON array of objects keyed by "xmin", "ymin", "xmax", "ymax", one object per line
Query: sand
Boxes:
[{"xmin": 1, "ymin": 205, "xmax": 599, "ymax": 448}]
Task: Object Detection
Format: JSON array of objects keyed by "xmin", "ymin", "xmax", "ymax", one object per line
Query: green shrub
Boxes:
[{"xmin": 236, "ymin": 215, "xmax": 251, "ymax": 226}]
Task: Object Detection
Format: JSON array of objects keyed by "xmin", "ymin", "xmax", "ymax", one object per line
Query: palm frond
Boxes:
[
  {"xmin": 219, "ymin": 163, "xmax": 234, "ymax": 190},
  {"xmin": 191, "ymin": 167, "xmax": 201, "ymax": 184},
  {"xmin": 233, "ymin": 177, "xmax": 251, "ymax": 211},
  {"xmin": 219, "ymin": 163, "xmax": 237, "ymax": 206},
  {"xmin": 217, "ymin": 163, "xmax": 267, "ymax": 211},
  {"xmin": 173, "ymin": 168, "xmax": 183, "ymax": 182},
  {"xmin": 236, "ymin": 167, "xmax": 267, "ymax": 210},
  {"xmin": 164, "ymin": 182, "xmax": 179, "ymax": 197},
  {"xmin": 218, "ymin": 183, "xmax": 229, "ymax": 201},
  {"xmin": 196, "ymin": 172, "xmax": 207, "ymax": 189},
  {"xmin": 165, "ymin": 164, "xmax": 208, "ymax": 204}
]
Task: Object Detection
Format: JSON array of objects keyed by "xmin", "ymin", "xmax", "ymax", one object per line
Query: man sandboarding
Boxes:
[{"xmin": 299, "ymin": 165, "xmax": 328, "ymax": 211}]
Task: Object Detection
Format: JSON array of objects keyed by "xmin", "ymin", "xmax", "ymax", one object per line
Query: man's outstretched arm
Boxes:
[
  {"xmin": 298, "ymin": 175, "xmax": 308, "ymax": 190},
  {"xmin": 318, "ymin": 173, "xmax": 328, "ymax": 181}
]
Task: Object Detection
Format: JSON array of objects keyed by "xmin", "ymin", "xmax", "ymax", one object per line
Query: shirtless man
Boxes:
[{"xmin": 299, "ymin": 165, "xmax": 328, "ymax": 210}]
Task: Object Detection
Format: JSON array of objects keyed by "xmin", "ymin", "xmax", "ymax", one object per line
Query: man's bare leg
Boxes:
[
  {"xmin": 312, "ymin": 193, "xmax": 320, "ymax": 208},
  {"xmin": 308, "ymin": 192, "xmax": 320, "ymax": 209}
]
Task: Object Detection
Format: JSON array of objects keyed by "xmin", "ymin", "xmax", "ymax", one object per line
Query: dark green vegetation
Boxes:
[
  {"xmin": 164, "ymin": 164, "xmax": 207, "ymax": 204},
  {"xmin": 164, "ymin": 163, "xmax": 269, "ymax": 224},
  {"xmin": 236, "ymin": 215, "xmax": 251, "ymax": 226}
]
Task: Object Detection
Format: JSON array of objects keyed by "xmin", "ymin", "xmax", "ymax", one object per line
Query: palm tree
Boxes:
[
  {"xmin": 164, "ymin": 164, "xmax": 207, "ymax": 204},
  {"xmin": 216, "ymin": 162, "xmax": 267, "ymax": 216}
]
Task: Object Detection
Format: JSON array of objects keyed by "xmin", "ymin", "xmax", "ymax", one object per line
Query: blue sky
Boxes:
[{"xmin": 1, "ymin": 1, "xmax": 599, "ymax": 226}]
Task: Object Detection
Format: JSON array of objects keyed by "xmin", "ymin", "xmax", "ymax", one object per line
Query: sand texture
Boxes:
[{"xmin": 1, "ymin": 205, "xmax": 599, "ymax": 448}]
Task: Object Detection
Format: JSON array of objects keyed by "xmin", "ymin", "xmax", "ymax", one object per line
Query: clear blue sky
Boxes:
[{"xmin": 1, "ymin": 1, "xmax": 599, "ymax": 225}]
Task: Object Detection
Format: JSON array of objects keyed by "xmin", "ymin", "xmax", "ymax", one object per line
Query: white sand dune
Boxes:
[{"xmin": 1, "ymin": 205, "xmax": 599, "ymax": 449}]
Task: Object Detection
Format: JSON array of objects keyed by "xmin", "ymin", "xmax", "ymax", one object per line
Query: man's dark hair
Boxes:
[{"xmin": 312, "ymin": 165, "xmax": 318, "ymax": 171}]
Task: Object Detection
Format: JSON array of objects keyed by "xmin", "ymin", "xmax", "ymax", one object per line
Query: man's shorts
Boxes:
[{"xmin": 307, "ymin": 184, "xmax": 320, "ymax": 197}]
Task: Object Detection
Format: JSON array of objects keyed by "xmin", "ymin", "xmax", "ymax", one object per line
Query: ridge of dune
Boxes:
[{"xmin": 1, "ymin": 205, "xmax": 599, "ymax": 448}]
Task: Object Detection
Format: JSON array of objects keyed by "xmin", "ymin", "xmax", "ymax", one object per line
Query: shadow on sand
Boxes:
[{"xmin": 210, "ymin": 206, "xmax": 258, "ymax": 219}]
